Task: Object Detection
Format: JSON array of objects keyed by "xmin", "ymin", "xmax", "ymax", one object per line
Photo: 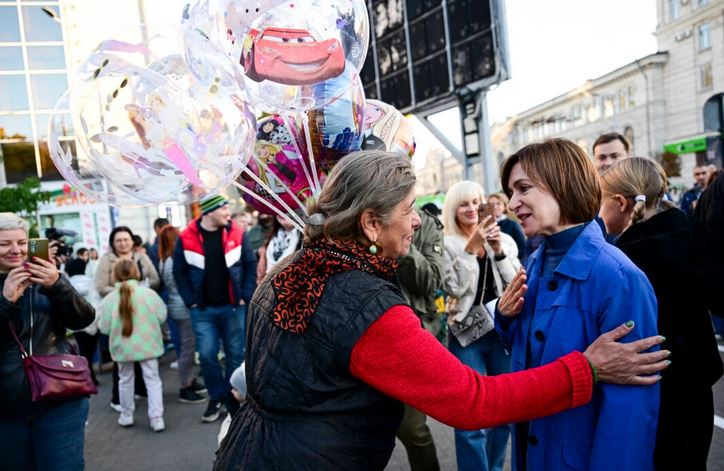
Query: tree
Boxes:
[{"xmin": 0, "ymin": 177, "xmax": 51, "ymax": 219}]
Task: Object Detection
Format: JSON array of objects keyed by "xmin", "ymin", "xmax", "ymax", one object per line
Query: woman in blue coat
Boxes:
[{"xmin": 496, "ymin": 139, "xmax": 660, "ymax": 471}]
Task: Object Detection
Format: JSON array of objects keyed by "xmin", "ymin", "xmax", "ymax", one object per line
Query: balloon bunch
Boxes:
[{"xmin": 48, "ymin": 2, "xmax": 416, "ymax": 230}]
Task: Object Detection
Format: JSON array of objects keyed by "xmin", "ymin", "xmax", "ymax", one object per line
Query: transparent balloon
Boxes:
[
  {"xmin": 184, "ymin": 0, "xmax": 369, "ymax": 111},
  {"xmin": 66, "ymin": 25, "xmax": 256, "ymax": 205},
  {"xmin": 48, "ymin": 92, "xmax": 156, "ymax": 207}
]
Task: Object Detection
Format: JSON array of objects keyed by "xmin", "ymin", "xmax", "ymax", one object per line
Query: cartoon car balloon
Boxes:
[{"xmin": 217, "ymin": 0, "xmax": 369, "ymax": 111}]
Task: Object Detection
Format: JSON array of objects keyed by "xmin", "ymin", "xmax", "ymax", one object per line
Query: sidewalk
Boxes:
[{"xmin": 85, "ymin": 349, "xmax": 724, "ymax": 470}]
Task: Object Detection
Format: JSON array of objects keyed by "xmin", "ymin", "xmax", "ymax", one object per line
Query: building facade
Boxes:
[
  {"xmin": 0, "ymin": 0, "xmax": 190, "ymax": 246},
  {"xmin": 490, "ymin": 0, "xmax": 724, "ymax": 189}
]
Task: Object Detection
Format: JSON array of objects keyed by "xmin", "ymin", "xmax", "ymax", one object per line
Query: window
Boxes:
[
  {"xmin": 22, "ymin": 6, "xmax": 62, "ymax": 42},
  {"xmin": 623, "ymin": 126, "xmax": 635, "ymax": 155},
  {"xmin": 0, "ymin": 6, "xmax": 21, "ymax": 41},
  {"xmin": 700, "ymin": 62, "xmax": 713, "ymax": 90},
  {"xmin": 669, "ymin": 0, "xmax": 681, "ymax": 21},
  {"xmin": 698, "ymin": 22, "xmax": 711, "ymax": 50},
  {"xmin": 0, "ymin": 115, "xmax": 33, "ymax": 140},
  {"xmin": 27, "ymin": 46, "xmax": 66, "ymax": 70},
  {"xmin": 698, "ymin": 0, "xmax": 709, "ymax": 6},
  {"xmin": 0, "ymin": 47, "xmax": 24, "ymax": 70},
  {"xmin": 1, "ymin": 142, "xmax": 38, "ymax": 183},
  {"xmin": 30, "ymin": 74, "xmax": 68, "ymax": 110},
  {"xmin": 0, "ymin": 76, "xmax": 30, "ymax": 111}
]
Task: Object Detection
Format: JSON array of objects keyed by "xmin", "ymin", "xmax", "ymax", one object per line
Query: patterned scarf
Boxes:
[{"xmin": 271, "ymin": 238, "xmax": 398, "ymax": 334}]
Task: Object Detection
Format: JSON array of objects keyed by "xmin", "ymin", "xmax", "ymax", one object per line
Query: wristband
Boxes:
[{"xmin": 585, "ymin": 357, "xmax": 599, "ymax": 384}]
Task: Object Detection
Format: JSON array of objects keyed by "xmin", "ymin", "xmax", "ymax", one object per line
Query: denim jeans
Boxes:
[
  {"xmin": 449, "ymin": 331, "xmax": 511, "ymax": 471},
  {"xmin": 0, "ymin": 397, "xmax": 89, "ymax": 471},
  {"xmin": 191, "ymin": 304, "xmax": 246, "ymax": 402}
]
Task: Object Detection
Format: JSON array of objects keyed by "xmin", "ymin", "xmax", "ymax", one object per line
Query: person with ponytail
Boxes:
[
  {"xmin": 98, "ymin": 259, "xmax": 168, "ymax": 432},
  {"xmin": 600, "ymin": 157, "xmax": 723, "ymax": 470}
]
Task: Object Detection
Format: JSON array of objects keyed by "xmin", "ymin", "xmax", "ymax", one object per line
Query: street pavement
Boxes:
[{"xmin": 85, "ymin": 347, "xmax": 724, "ymax": 470}]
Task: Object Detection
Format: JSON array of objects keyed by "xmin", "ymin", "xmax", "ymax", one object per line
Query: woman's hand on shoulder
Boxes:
[
  {"xmin": 584, "ymin": 321, "xmax": 670, "ymax": 385},
  {"xmin": 497, "ymin": 268, "xmax": 527, "ymax": 317}
]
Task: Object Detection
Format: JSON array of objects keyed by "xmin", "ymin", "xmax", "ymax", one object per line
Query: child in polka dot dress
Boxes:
[{"xmin": 98, "ymin": 259, "xmax": 168, "ymax": 431}]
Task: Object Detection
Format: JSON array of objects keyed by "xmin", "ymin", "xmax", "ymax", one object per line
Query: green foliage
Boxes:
[{"xmin": 0, "ymin": 177, "xmax": 51, "ymax": 217}]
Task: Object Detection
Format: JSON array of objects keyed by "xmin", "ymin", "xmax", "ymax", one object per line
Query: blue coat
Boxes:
[{"xmin": 497, "ymin": 222, "xmax": 659, "ymax": 471}]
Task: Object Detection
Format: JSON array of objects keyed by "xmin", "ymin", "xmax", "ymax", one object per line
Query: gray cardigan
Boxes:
[
  {"xmin": 159, "ymin": 257, "xmax": 190, "ymax": 320},
  {"xmin": 443, "ymin": 232, "xmax": 521, "ymax": 323}
]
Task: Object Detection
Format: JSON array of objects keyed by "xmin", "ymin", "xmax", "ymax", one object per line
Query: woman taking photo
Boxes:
[
  {"xmin": 214, "ymin": 151, "xmax": 669, "ymax": 471},
  {"xmin": 498, "ymin": 139, "xmax": 661, "ymax": 471},
  {"xmin": 487, "ymin": 192, "xmax": 526, "ymax": 262},
  {"xmin": 599, "ymin": 157, "xmax": 722, "ymax": 470},
  {"xmin": 442, "ymin": 181, "xmax": 521, "ymax": 471},
  {"xmin": 95, "ymin": 226, "xmax": 159, "ymax": 412},
  {"xmin": 0, "ymin": 213, "xmax": 95, "ymax": 469}
]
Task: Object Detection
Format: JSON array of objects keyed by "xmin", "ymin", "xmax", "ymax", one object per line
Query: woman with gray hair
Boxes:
[
  {"xmin": 214, "ymin": 151, "xmax": 669, "ymax": 471},
  {"xmin": 0, "ymin": 212, "xmax": 95, "ymax": 469}
]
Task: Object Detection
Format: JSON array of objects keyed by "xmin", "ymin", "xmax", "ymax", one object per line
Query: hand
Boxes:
[
  {"xmin": 27, "ymin": 257, "xmax": 61, "ymax": 289},
  {"xmin": 2, "ymin": 266, "xmax": 32, "ymax": 303},
  {"xmin": 464, "ymin": 216, "xmax": 494, "ymax": 254},
  {"xmin": 497, "ymin": 268, "xmax": 527, "ymax": 317},
  {"xmin": 583, "ymin": 321, "xmax": 670, "ymax": 386},
  {"xmin": 485, "ymin": 224, "xmax": 503, "ymax": 255},
  {"xmin": 48, "ymin": 240, "xmax": 59, "ymax": 267}
]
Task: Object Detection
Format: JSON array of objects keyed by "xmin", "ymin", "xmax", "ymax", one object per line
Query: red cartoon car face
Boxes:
[{"xmin": 242, "ymin": 27, "xmax": 345, "ymax": 86}]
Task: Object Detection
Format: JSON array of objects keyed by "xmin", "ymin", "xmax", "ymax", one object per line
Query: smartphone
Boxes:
[
  {"xmin": 28, "ymin": 238, "xmax": 50, "ymax": 262},
  {"xmin": 478, "ymin": 203, "xmax": 496, "ymax": 227}
]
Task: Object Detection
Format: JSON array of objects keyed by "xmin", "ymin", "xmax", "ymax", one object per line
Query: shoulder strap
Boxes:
[{"xmin": 7, "ymin": 321, "xmax": 28, "ymax": 358}]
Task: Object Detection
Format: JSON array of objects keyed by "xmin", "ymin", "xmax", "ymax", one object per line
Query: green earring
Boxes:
[{"xmin": 369, "ymin": 242, "xmax": 378, "ymax": 255}]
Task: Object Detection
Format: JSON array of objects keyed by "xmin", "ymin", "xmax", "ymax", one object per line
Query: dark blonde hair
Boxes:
[
  {"xmin": 157, "ymin": 225, "xmax": 180, "ymax": 261},
  {"xmin": 304, "ymin": 150, "xmax": 416, "ymax": 245},
  {"xmin": 113, "ymin": 259, "xmax": 140, "ymax": 337},
  {"xmin": 501, "ymin": 138, "xmax": 601, "ymax": 225},
  {"xmin": 600, "ymin": 157, "xmax": 675, "ymax": 226}
]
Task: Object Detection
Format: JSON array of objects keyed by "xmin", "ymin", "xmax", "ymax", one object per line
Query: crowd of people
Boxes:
[{"xmin": 0, "ymin": 130, "xmax": 722, "ymax": 470}]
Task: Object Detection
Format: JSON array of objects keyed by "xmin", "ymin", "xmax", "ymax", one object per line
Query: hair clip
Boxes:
[{"xmin": 306, "ymin": 213, "xmax": 325, "ymax": 226}]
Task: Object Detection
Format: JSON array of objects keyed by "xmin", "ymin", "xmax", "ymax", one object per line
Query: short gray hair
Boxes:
[
  {"xmin": 0, "ymin": 213, "xmax": 29, "ymax": 233},
  {"xmin": 305, "ymin": 151, "xmax": 416, "ymax": 244}
]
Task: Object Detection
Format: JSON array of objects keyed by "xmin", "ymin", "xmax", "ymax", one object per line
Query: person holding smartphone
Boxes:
[
  {"xmin": 0, "ymin": 212, "xmax": 95, "ymax": 469},
  {"xmin": 441, "ymin": 181, "xmax": 522, "ymax": 471}
]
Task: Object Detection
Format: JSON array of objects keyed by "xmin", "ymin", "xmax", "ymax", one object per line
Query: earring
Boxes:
[{"xmin": 368, "ymin": 240, "xmax": 378, "ymax": 255}]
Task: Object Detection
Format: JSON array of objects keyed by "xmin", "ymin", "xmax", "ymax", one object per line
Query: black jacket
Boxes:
[
  {"xmin": 616, "ymin": 208, "xmax": 723, "ymax": 469},
  {"xmin": 0, "ymin": 275, "xmax": 95, "ymax": 418},
  {"xmin": 214, "ymin": 263, "xmax": 406, "ymax": 471}
]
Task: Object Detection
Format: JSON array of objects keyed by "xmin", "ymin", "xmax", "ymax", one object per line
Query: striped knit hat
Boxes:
[{"xmin": 200, "ymin": 195, "xmax": 229, "ymax": 215}]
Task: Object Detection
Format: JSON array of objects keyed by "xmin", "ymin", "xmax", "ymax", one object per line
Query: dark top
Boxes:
[
  {"xmin": 214, "ymin": 261, "xmax": 407, "ymax": 471},
  {"xmin": 498, "ymin": 217, "xmax": 526, "ymax": 261},
  {"xmin": 0, "ymin": 275, "xmax": 95, "ymax": 418},
  {"xmin": 472, "ymin": 256, "xmax": 497, "ymax": 305},
  {"xmin": 541, "ymin": 224, "xmax": 586, "ymax": 277},
  {"xmin": 200, "ymin": 227, "xmax": 230, "ymax": 306}
]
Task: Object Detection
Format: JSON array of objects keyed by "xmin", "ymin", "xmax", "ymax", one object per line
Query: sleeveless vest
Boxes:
[{"xmin": 215, "ymin": 266, "xmax": 407, "ymax": 471}]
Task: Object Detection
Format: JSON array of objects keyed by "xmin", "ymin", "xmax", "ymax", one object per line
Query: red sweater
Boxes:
[{"xmin": 350, "ymin": 305, "xmax": 593, "ymax": 430}]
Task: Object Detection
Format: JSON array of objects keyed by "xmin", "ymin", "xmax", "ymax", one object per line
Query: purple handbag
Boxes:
[{"xmin": 7, "ymin": 298, "xmax": 97, "ymax": 402}]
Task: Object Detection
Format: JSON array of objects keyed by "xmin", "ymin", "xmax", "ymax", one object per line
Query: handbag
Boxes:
[
  {"xmin": 7, "ymin": 293, "xmax": 97, "ymax": 402},
  {"xmin": 449, "ymin": 256, "xmax": 496, "ymax": 347}
]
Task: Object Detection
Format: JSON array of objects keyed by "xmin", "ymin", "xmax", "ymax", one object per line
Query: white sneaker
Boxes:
[
  {"xmin": 110, "ymin": 402, "xmax": 123, "ymax": 413},
  {"xmin": 150, "ymin": 417, "xmax": 165, "ymax": 432},
  {"xmin": 170, "ymin": 361, "xmax": 179, "ymax": 370},
  {"xmin": 118, "ymin": 413, "xmax": 134, "ymax": 427}
]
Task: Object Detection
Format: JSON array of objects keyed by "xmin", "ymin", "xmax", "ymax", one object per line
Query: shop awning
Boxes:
[{"xmin": 663, "ymin": 132, "xmax": 721, "ymax": 155}]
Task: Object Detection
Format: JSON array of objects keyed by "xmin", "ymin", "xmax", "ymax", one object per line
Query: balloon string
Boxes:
[
  {"xmin": 299, "ymin": 112, "xmax": 322, "ymax": 195},
  {"xmin": 251, "ymin": 154, "xmax": 309, "ymax": 216},
  {"xmin": 231, "ymin": 180, "xmax": 304, "ymax": 233},
  {"xmin": 236, "ymin": 167, "xmax": 306, "ymax": 229},
  {"xmin": 279, "ymin": 111, "xmax": 318, "ymax": 195}
]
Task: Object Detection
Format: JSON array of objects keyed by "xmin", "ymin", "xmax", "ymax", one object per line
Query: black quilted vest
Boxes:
[{"xmin": 214, "ymin": 267, "xmax": 407, "ymax": 471}]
